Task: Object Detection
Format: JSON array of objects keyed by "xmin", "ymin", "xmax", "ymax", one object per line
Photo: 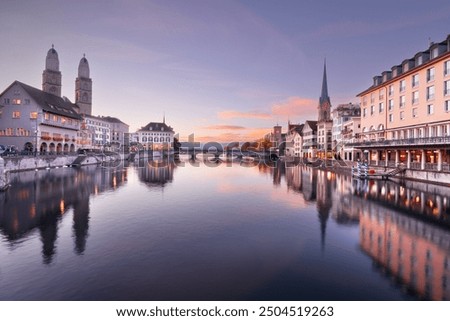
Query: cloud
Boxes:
[
  {"xmin": 195, "ymin": 127, "xmax": 272, "ymax": 143},
  {"xmin": 218, "ymin": 110, "xmax": 272, "ymax": 120},
  {"xmin": 271, "ymin": 96, "xmax": 317, "ymax": 117},
  {"xmin": 202, "ymin": 125, "xmax": 246, "ymax": 130}
]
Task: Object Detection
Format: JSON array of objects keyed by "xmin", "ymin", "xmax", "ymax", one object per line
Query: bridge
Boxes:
[{"xmin": 177, "ymin": 149, "xmax": 278, "ymax": 161}]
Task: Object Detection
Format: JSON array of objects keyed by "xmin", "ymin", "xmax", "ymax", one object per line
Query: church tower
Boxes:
[
  {"xmin": 318, "ymin": 60, "xmax": 331, "ymax": 122},
  {"xmin": 42, "ymin": 45, "xmax": 62, "ymax": 97},
  {"xmin": 75, "ymin": 54, "xmax": 92, "ymax": 115}
]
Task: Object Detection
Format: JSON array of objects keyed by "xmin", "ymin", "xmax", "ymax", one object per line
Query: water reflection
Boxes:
[
  {"xmin": 137, "ymin": 159, "xmax": 177, "ymax": 188},
  {"xmin": 0, "ymin": 166, "xmax": 127, "ymax": 263},
  {"xmin": 1, "ymin": 161, "xmax": 450, "ymax": 300},
  {"xmin": 268, "ymin": 162, "xmax": 450, "ymax": 300}
]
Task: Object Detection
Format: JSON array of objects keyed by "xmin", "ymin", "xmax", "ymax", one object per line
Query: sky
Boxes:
[{"xmin": 1, "ymin": 0, "xmax": 450, "ymax": 142}]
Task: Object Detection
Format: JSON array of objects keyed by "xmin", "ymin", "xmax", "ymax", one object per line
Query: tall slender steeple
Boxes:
[
  {"xmin": 42, "ymin": 45, "xmax": 62, "ymax": 97},
  {"xmin": 75, "ymin": 54, "xmax": 92, "ymax": 115},
  {"xmin": 318, "ymin": 59, "xmax": 331, "ymax": 122}
]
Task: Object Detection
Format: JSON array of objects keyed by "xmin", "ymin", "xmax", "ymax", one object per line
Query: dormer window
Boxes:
[{"xmin": 431, "ymin": 47, "xmax": 439, "ymax": 59}]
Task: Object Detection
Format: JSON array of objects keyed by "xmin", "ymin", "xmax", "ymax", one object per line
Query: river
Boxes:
[{"xmin": 0, "ymin": 157, "xmax": 449, "ymax": 300}]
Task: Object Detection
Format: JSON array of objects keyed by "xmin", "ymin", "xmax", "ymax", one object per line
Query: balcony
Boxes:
[
  {"xmin": 347, "ymin": 136, "xmax": 450, "ymax": 148},
  {"xmin": 41, "ymin": 118, "xmax": 79, "ymax": 130}
]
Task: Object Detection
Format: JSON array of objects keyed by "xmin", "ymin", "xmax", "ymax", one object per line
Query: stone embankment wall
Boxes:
[{"xmin": 2, "ymin": 154, "xmax": 125, "ymax": 173}]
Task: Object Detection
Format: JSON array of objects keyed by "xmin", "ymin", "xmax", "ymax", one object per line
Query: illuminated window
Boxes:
[
  {"xmin": 12, "ymin": 111, "xmax": 21, "ymax": 118},
  {"xmin": 30, "ymin": 112, "xmax": 38, "ymax": 119},
  {"xmin": 44, "ymin": 113, "xmax": 50, "ymax": 120},
  {"xmin": 52, "ymin": 115, "xmax": 58, "ymax": 122},
  {"xmin": 12, "ymin": 99, "xmax": 21, "ymax": 105}
]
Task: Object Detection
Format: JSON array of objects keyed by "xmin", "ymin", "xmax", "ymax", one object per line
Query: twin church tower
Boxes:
[{"xmin": 42, "ymin": 45, "xmax": 92, "ymax": 115}]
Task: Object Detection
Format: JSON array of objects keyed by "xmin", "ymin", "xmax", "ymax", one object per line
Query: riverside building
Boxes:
[{"xmin": 355, "ymin": 35, "xmax": 450, "ymax": 172}]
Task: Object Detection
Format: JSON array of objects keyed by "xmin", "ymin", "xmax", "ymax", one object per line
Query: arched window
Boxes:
[
  {"xmin": 378, "ymin": 124, "xmax": 384, "ymax": 131},
  {"xmin": 166, "ymin": 137, "xmax": 170, "ymax": 142},
  {"xmin": 154, "ymin": 137, "xmax": 159, "ymax": 143},
  {"xmin": 149, "ymin": 137, "xmax": 153, "ymax": 142}
]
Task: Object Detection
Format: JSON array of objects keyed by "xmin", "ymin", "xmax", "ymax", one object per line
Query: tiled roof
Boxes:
[
  {"xmin": 11, "ymin": 81, "xmax": 82, "ymax": 119},
  {"xmin": 139, "ymin": 122, "xmax": 174, "ymax": 132}
]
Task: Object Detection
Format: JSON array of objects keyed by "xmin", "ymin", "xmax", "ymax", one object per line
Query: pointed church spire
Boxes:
[
  {"xmin": 320, "ymin": 59, "xmax": 328, "ymax": 103},
  {"xmin": 318, "ymin": 59, "xmax": 331, "ymax": 122},
  {"xmin": 163, "ymin": 113, "xmax": 166, "ymax": 124}
]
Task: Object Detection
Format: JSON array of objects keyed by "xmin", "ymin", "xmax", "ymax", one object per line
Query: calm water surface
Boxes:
[{"xmin": 0, "ymin": 157, "xmax": 449, "ymax": 300}]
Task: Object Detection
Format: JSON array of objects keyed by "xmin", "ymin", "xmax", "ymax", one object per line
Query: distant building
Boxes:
[
  {"xmin": 302, "ymin": 120, "xmax": 317, "ymax": 158},
  {"xmin": 285, "ymin": 123, "xmax": 304, "ymax": 157},
  {"xmin": 133, "ymin": 119, "xmax": 174, "ymax": 150},
  {"xmin": 82, "ymin": 115, "xmax": 111, "ymax": 148},
  {"xmin": 100, "ymin": 116, "xmax": 129, "ymax": 151},
  {"xmin": 331, "ymin": 103, "xmax": 361, "ymax": 160},
  {"xmin": 273, "ymin": 125, "xmax": 282, "ymax": 147}
]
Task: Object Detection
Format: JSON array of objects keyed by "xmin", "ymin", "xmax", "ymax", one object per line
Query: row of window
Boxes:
[
  {"xmin": 140, "ymin": 137, "xmax": 171, "ymax": 143},
  {"xmin": 364, "ymin": 95, "xmax": 450, "ymax": 117},
  {"xmin": 2, "ymin": 98, "xmax": 31, "ymax": 105},
  {"xmin": 390, "ymin": 125, "xmax": 449, "ymax": 139},
  {"xmin": 40, "ymin": 131, "xmax": 76, "ymax": 141},
  {"xmin": 140, "ymin": 132, "xmax": 171, "ymax": 136},
  {"xmin": 387, "ymin": 101, "xmax": 450, "ymax": 121},
  {"xmin": 364, "ymin": 60, "xmax": 450, "ymax": 105},
  {"xmin": 3, "ymin": 111, "xmax": 79, "ymax": 127},
  {"xmin": 0, "ymin": 128, "xmax": 32, "ymax": 136},
  {"xmin": 362, "ymin": 123, "xmax": 450, "ymax": 139},
  {"xmin": 86, "ymin": 119, "xmax": 108, "ymax": 127}
]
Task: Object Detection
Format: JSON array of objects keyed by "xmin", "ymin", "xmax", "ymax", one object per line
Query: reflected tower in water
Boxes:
[{"xmin": 0, "ymin": 167, "xmax": 127, "ymax": 262}]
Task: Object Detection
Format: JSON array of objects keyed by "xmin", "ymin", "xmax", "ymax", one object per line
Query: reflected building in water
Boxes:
[
  {"xmin": 359, "ymin": 201, "xmax": 450, "ymax": 300},
  {"xmin": 136, "ymin": 160, "xmax": 176, "ymax": 188},
  {"xmin": 352, "ymin": 178, "xmax": 450, "ymax": 300},
  {"xmin": 0, "ymin": 166, "xmax": 127, "ymax": 263},
  {"xmin": 273, "ymin": 162, "xmax": 450, "ymax": 299}
]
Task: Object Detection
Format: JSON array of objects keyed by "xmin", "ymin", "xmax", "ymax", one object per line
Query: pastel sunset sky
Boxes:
[{"xmin": 1, "ymin": 0, "xmax": 450, "ymax": 141}]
